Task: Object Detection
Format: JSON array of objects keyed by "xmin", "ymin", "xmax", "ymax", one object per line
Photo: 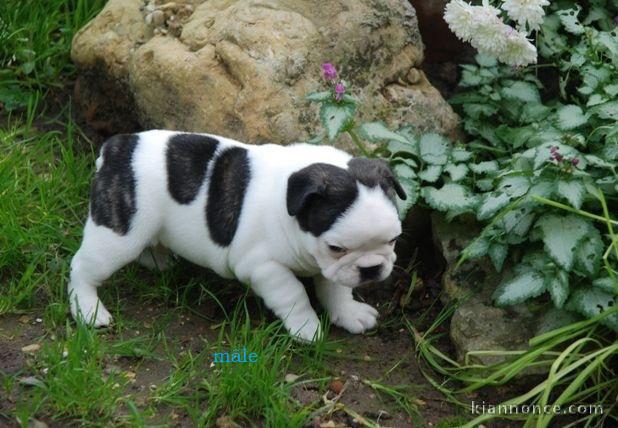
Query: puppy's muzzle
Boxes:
[{"xmin": 358, "ymin": 264, "xmax": 382, "ymax": 282}]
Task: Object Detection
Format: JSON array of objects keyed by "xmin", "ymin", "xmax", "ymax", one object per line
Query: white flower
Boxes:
[
  {"xmin": 502, "ymin": 0, "xmax": 550, "ymax": 32},
  {"xmin": 444, "ymin": 0, "xmax": 539, "ymax": 67},
  {"xmin": 498, "ymin": 29, "xmax": 538, "ymax": 66},
  {"xmin": 444, "ymin": 0, "xmax": 476, "ymax": 42},
  {"xmin": 471, "ymin": 5, "xmax": 509, "ymax": 57}
]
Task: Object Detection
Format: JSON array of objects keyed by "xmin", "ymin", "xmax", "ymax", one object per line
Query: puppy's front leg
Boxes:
[
  {"xmin": 315, "ymin": 275, "xmax": 378, "ymax": 334},
  {"xmin": 250, "ymin": 262, "xmax": 321, "ymax": 342}
]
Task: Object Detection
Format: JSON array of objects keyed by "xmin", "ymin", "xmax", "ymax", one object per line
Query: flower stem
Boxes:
[
  {"xmin": 347, "ymin": 128, "xmax": 371, "ymax": 158},
  {"xmin": 531, "ymin": 196, "xmax": 618, "ymax": 226}
]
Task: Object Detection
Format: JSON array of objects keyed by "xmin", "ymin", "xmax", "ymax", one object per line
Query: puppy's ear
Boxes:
[
  {"xmin": 286, "ymin": 165, "xmax": 328, "ymax": 216},
  {"xmin": 348, "ymin": 158, "xmax": 407, "ymax": 200},
  {"xmin": 388, "ymin": 170, "xmax": 407, "ymax": 200}
]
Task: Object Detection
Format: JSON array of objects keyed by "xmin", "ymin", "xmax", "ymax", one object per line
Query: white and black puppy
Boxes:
[{"xmin": 69, "ymin": 131, "xmax": 406, "ymax": 341}]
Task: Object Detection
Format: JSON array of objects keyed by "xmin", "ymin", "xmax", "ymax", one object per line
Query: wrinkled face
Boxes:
[
  {"xmin": 313, "ymin": 186, "xmax": 401, "ymax": 287},
  {"xmin": 286, "ymin": 158, "xmax": 406, "ymax": 287}
]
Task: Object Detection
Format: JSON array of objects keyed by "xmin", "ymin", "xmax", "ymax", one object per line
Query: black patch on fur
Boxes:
[
  {"xmin": 207, "ymin": 147, "xmax": 251, "ymax": 246},
  {"xmin": 167, "ymin": 134, "xmax": 219, "ymax": 204},
  {"xmin": 347, "ymin": 158, "xmax": 407, "ymax": 201},
  {"xmin": 287, "ymin": 163, "xmax": 358, "ymax": 236},
  {"xmin": 90, "ymin": 134, "xmax": 139, "ymax": 235}
]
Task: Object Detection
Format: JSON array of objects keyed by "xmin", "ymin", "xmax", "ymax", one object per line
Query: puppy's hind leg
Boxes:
[{"xmin": 68, "ymin": 218, "xmax": 153, "ymax": 327}]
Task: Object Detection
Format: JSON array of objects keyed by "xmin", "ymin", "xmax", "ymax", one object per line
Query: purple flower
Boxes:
[
  {"xmin": 614, "ymin": 15, "xmax": 618, "ymax": 25},
  {"xmin": 571, "ymin": 158, "xmax": 580, "ymax": 166},
  {"xmin": 322, "ymin": 63, "xmax": 337, "ymax": 81},
  {"xmin": 554, "ymin": 153, "xmax": 564, "ymax": 162},
  {"xmin": 550, "ymin": 146, "xmax": 559, "ymax": 153},
  {"xmin": 334, "ymin": 82, "xmax": 346, "ymax": 101}
]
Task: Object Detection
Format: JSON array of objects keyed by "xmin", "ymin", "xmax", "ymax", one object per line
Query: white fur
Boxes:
[{"xmin": 69, "ymin": 131, "xmax": 401, "ymax": 341}]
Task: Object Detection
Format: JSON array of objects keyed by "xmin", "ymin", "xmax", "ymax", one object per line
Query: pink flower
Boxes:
[
  {"xmin": 322, "ymin": 63, "xmax": 337, "ymax": 81},
  {"xmin": 334, "ymin": 82, "xmax": 345, "ymax": 101},
  {"xmin": 554, "ymin": 153, "xmax": 564, "ymax": 162},
  {"xmin": 571, "ymin": 158, "xmax": 580, "ymax": 166},
  {"xmin": 550, "ymin": 146, "xmax": 559, "ymax": 153}
]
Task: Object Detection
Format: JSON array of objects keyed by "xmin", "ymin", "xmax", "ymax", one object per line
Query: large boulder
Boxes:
[{"xmin": 71, "ymin": 0, "xmax": 458, "ymax": 144}]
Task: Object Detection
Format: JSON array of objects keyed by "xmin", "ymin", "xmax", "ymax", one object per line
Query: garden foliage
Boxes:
[{"xmin": 308, "ymin": 0, "xmax": 618, "ymax": 331}]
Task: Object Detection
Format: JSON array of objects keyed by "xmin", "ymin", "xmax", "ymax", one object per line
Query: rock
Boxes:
[
  {"xmin": 431, "ymin": 213, "xmax": 544, "ymax": 368},
  {"xmin": 431, "ymin": 212, "xmax": 501, "ymax": 303},
  {"xmin": 450, "ymin": 300, "xmax": 536, "ymax": 366},
  {"xmin": 72, "ymin": 0, "xmax": 458, "ymax": 144}
]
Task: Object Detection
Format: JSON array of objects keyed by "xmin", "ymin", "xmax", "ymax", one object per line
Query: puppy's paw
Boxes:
[
  {"xmin": 286, "ymin": 315, "xmax": 322, "ymax": 343},
  {"xmin": 330, "ymin": 300, "xmax": 378, "ymax": 334},
  {"xmin": 70, "ymin": 296, "xmax": 113, "ymax": 327}
]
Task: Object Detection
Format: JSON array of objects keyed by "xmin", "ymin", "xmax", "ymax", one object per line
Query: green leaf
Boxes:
[
  {"xmin": 500, "ymin": 206, "xmax": 536, "ymax": 243},
  {"xmin": 558, "ymin": 6, "xmax": 585, "ymax": 35},
  {"xmin": 444, "ymin": 163, "xmax": 468, "ymax": 182},
  {"xmin": 520, "ymin": 103, "xmax": 552, "ymax": 124},
  {"xmin": 391, "ymin": 156, "xmax": 418, "ymax": 169},
  {"xmin": 393, "ymin": 163, "xmax": 416, "ymax": 180},
  {"xmin": 388, "ymin": 138, "xmax": 418, "ymax": 156},
  {"xmin": 463, "ymin": 104, "xmax": 498, "ymax": 119},
  {"xmin": 556, "ymin": 180, "xmax": 585, "ymax": 209},
  {"xmin": 593, "ymin": 277, "xmax": 618, "ymax": 294},
  {"xmin": 535, "ymin": 214, "xmax": 590, "ymax": 271},
  {"xmin": 574, "ymin": 227, "xmax": 604, "ymax": 277},
  {"xmin": 497, "ymin": 176, "xmax": 530, "ymax": 198},
  {"xmin": 469, "ymin": 161, "xmax": 499, "ymax": 175},
  {"xmin": 528, "ymin": 180, "xmax": 556, "ymax": 199},
  {"xmin": 475, "ymin": 178, "xmax": 494, "ymax": 192},
  {"xmin": 419, "ymin": 133, "xmax": 451, "ymax": 165},
  {"xmin": 590, "ymin": 100, "xmax": 618, "ymax": 120},
  {"xmin": 422, "ymin": 184, "xmax": 478, "ymax": 212},
  {"xmin": 501, "ymin": 81, "xmax": 541, "ymax": 103},
  {"xmin": 566, "ymin": 288, "xmax": 618, "ymax": 331},
  {"xmin": 495, "ymin": 125, "xmax": 535, "ymax": 149},
  {"xmin": 477, "ymin": 193, "xmax": 511, "ymax": 220},
  {"xmin": 556, "ymin": 105, "xmax": 588, "ymax": 130},
  {"xmin": 396, "ymin": 177, "xmax": 419, "ymax": 220},
  {"xmin": 587, "ymin": 94, "xmax": 608, "ymax": 107},
  {"xmin": 320, "ymin": 101, "xmax": 356, "ymax": 141},
  {"xmin": 475, "ymin": 52, "xmax": 497, "ymax": 67},
  {"xmin": 545, "ymin": 270, "xmax": 569, "ymax": 309},
  {"xmin": 451, "ymin": 148, "xmax": 472, "ymax": 162},
  {"xmin": 358, "ymin": 122, "xmax": 409, "ymax": 144},
  {"xmin": 493, "ymin": 270, "xmax": 546, "ymax": 306},
  {"xmin": 418, "ymin": 165, "xmax": 442, "ymax": 183},
  {"xmin": 598, "ymin": 31, "xmax": 618, "ymax": 65},
  {"xmin": 488, "ymin": 243, "xmax": 508, "ymax": 272},
  {"xmin": 465, "ymin": 237, "xmax": 490, "ymax": 259},
  {"xmin": 306, "ymin": 91, "xmax": 333, "ymax": 102}
]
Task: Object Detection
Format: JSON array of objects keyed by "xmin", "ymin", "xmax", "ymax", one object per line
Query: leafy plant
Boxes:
[{"xmin": 306, "ymin": 0, "xmax": 618, "ymax": 330}]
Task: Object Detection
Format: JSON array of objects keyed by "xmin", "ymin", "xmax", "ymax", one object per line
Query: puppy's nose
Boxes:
[{"xmin": 359, "ymin": 264, "xmax": 382, "ymax": 282}]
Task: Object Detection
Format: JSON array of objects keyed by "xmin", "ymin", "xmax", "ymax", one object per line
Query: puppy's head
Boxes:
[{"xmin": 287, "ymin": 158, "xmax": 406, "ymax": 287}]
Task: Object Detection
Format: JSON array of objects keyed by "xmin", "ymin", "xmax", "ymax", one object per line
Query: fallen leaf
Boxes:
[
  {"xmin": 18, "ymin": 376, "xmax": 45, "ymax": 388},
  {"xmin": 285, "ymin": 373, "xmax": 300, "ymax": 383},
  {"xmin": 21, "ymin": 344, "xmax": 41, "ymax": 354},
  {"xmin": 329, "ymin": 379, "xmax": 344, "ymax": 394}
]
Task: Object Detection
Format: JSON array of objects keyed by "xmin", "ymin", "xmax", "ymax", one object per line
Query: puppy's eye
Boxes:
[{"xmin": 328, "ymin": 245, "xmax": 347, "ymax": 254}]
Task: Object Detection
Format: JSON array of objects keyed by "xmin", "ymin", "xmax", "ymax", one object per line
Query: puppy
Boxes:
[{"xmin": 69, "ymin": 131, "xmax": 406, "ymax": 341}]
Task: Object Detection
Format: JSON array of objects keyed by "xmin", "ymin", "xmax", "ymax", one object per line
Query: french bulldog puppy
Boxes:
[{"xmin": 69, "ymin": 131, "xmax": 406, "ymax": 341}]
